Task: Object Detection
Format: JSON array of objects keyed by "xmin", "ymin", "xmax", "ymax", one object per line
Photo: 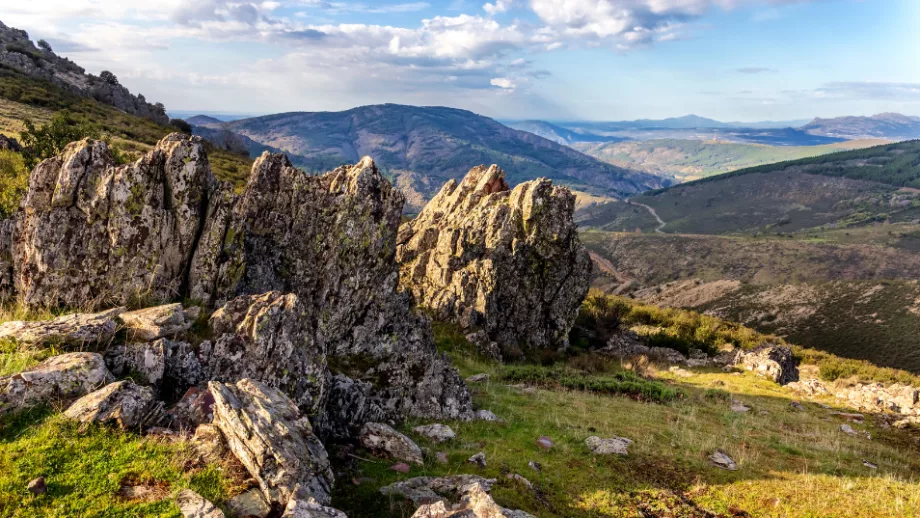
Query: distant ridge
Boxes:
[{"xmin": 803, "ymin": 113, "xmax": 920, "ymax": 140}]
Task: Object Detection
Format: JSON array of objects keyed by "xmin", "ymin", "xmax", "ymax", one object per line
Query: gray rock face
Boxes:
[
  {"xmin": 359, "ymin": 422, "xmax": 424, "ymax": 465},
  {"xmin": 209, "ymin": 379, "xmax": 334, "ymax": 508},
  {"xmin": 6, "ymin": 135, "xmax": 224, "ymax": 308},
  {"xmin": 0, "ymin": 307, "xmax": 124, "ymax": 346},
  {"xmin": 397, "ymin": 164, "xmax": 591, "ymax": 357},
  {"xmin": 0, "ymin": 21, "xmax": 168, "ymax": 124},
  {"xmin": 176, "ymin": 489, "xmax": 225, "ymax": 518},
  {"xmin": 119, "ymin": 303, "xmax": 199, "ymax": 341},
  {"xmin": 63, "ymin": 380, "xmax": 165, "ymax": 430},
  {"xmin": 104, "ymin": 338, "xmax": 204, "ymax": 399},
  {"xmin": 0, "ymin": 352, "xmax": 112, "ymax": 414},
  {"xmin": 735, "ymin": 345, "xmax": 798, "ymax": 385}
]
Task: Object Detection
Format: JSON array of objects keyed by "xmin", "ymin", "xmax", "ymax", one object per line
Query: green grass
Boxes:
[
  {"xmin": 0, "ymin": 408, "xmax": 233, "ymax": 518},
  {"xmin": 500, "ymin": 364, "xmax": 683, "ymax": 402},
  {"xmin": 333, "ymin": 326, "xmax": 920, "ymax": 518}
]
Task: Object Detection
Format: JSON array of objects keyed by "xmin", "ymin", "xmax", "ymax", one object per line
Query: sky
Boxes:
[{"xmin": 4, "ymin": 0, "xmax": 920, "ymax": 121}]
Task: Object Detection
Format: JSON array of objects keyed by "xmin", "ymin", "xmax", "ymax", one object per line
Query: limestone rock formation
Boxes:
[
  {"xmin": 0, "ymin": 352, "xmax": 112, "ymax": 414},
  {"xmin": 3, "ymin": 135, "xmax": 224, "ymax": 308},
  {"xmin": 0, "ymin": 21, "xmax": 169, "ymax": 124},
  {"xmin": 210, "ymin": 379, "xmax": 334, "ymax": 508},
  {"xmin": 397, "ymin": 164, "xmax": 591, "ymax": 357},
  {"xmin": 176, "ymin": 489, "xmax": 225, "ymax": 518},
  {"xmin": 735, "ymin": 345, "xmax": 798, "ymax": 385},
  {"xmin": 0, "ymin": 307, "xmax": 124, "ymax": 346},
  {"xmin": 63, "ymin": 380, "xmax": 166, "ymax": 430}
]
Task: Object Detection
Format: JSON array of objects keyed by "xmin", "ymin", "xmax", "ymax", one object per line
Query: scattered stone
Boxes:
[
  {"xmin": 412, "ymin": 424, "xmax": 456, "ymax": 443},
  {"xmin": 176, "ymin": 489, "xmax": 225, "ymax": 518},
  {"xmin": 380, "ymin": 475, "xmax": 496, "ymax": 506},
  {"xmin": 528, "ymin": 461, "xmax": 542, "ymax": 473},
  {"xmin": 435, "ymin": 452, "xmax": 449, "ymax": 464},
  {"xmin": 27, "ymin": 476, "xmax": 46, "ymax": 495},
  {"xmin": 389, "ymin": 463, "xmax": 412, "ymax": 474},
  {"xmin": 210, "ymin": 379, "xmax": 334, "ymax": 507},
  {"xmin": 585, "ymin": 436, "xmax": 632, "ymax": 455},
  {"xmin": 397, "ymin": 164, "xmax": 592, "ymax": 356},
  {"xmin": 0, "ymin": 352, "xmax": 112, "ymax": 414},
  {"xmin": 830, "ymin": 412, "xmax": 864, "ymax": 422},
  {"xmin": 360, "ymin": 423, "xmax": 424, "ymax": 465},
  {"xmin": 506, "ymin": 473, "xmax": 533, "ymax": 489},
  {"xmin": 730, "ymin": 402, "xmax": 752, "ymax": 413},
  {"xmin": 535, "ymin": 436, "xmax": 554, "ymax": 450},
  {"xmin": 475, "ymin": 409, "xmax": 502, "ymax": 422},
  {"xmin": 789, "ymin": 401, "xmax": 805, "ymax": 412},
  {"xmin": 468, "ymin": 452, "xmax": 487, "ymax": 468},
  {"xmin": 709, "ymin": 450, "xmax": 738, "ymax": 471},
  {"xmin": 64, "ymin": 380, "xmax": 166, "ymax": 430},
  {"xmin": 118, "ymin": 303, "xmax": 199, "ymax": 341},
  {"xmin": 840, "ymin": 424, "xmax": 858, "ymax": 436},
  {"xmin": 227, "ymin": 488, "xmax": 271, "ymax": 518},
  {"xmin": 466, "ymin": 373, "xmax": 490, "ymax": 383},
  {"xmin": 734, "ymin": 345, "xmax": 798, "ymax": 385},
  {"xmin": 282, "ymin": 498, "xmax": 349, "ymax": 518},
  {"xmin": 862, "ymin": 460, "xmax": 879, "ymax": 470},
  {"xmin": 0, "ymin": 307, "xmax": 125, "ymax": 346}
]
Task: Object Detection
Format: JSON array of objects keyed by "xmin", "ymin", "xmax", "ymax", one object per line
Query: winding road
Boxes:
[{"xmin": 631, "ymin": 201, "xmax": 666, "ymax": 233}]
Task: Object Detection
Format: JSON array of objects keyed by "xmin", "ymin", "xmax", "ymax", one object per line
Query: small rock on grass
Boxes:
[
  {"xmin": 475, "ymin": 409, "xmax": 502, "ymax": 422},
  {"xmin": 709, "ymin": 450, "xmax": 738, "ymax": 471},
  {"xmin": 535, "ymin": 436, "xmax": 554, "ymax": 450},
  {"xmin": 730, "ymin": 402, "xmax": 751, "ymax": 413},
  {"xmin": 466, "ymin": 373, "xmax": 490, "ymax": 383},
  {"xmin": 412, "ymin": 423, "xmax": 456, "ymax": 443},
  {"xmin": 468, "ymin": 452, "xmax": 487, "ymax": 468},
  {"xmin": 528, "ymin": 461, "xmax": 542, "ymax": 473},
  {"xmin": 390, "ymin": 463, "xmax": 412, "ymax": 474},
  {"xmin": 176, "ymin": 489, "xmax": 225, "ymax": 518},
  {"xmin": 27, "ymin": 477, "xmax": 46, "ymax": 495},
  {"xmin": 585, "ymin": 436, "xmax": 632, "ymax": 455},
  {"xmin": 862, "ymin": 460, "xmax": 878, "ymax": 470},
  {"xmin": 506, "ymin": 473, "xmax": 533, "ymax": 489},
  {"xmin": 789, "ymin": 401, "xmax": 805, "ymax": 412},
  {"xmin": 840, "ymin": 424, "xmax": 858, "ymax": 436}
]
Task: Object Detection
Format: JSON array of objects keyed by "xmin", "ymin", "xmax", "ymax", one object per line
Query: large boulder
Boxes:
[
  {"xmin": 359, "ymin": 422, "xmax": 424, "ymax": 465},
  {"xmin": 63, "ymin": 380, "xmax": 166, "ymax": 430},
  {"xmin": 0, "ymin": 307, "xmax": 124, "ymax": 346},
  {"xmin": 0, "ymin": 352, "xmax": 112, "ymax": 414},
  {"xmin": 397, "ymin": 165, "xmax": 591, "ymax": 357},
  {"xmin": 735, "ymin": 345, "xmax": 799, "ymax": 385},
  {"xmin": 5, "ymin": 134, "xmax": 226, "ymax": 308},
  {"xmin": 209, "ymin": 379, "xmax": 334, "ymax": 509},
  {"xmin": 118, "ymin": 303, "xmax": 199, "ymax": 341}
]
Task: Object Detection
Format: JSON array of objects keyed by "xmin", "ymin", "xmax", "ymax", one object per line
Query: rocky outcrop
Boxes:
[
  {"xmin": 735, "ymin": 345, "xmax": 798, "ymax": 385},
  {"xmin": 0, "ymin": 307, "xmax": 124, "ymax": 346},
  {"xmin": 0, "ymin": 21, "xmax": 169, "ymax": 125},
  {"xmin": 397, "ymin": 165, "xmax": 591, "ymax": 357},
  {"xmin": 381, "ymin": 477, "xmax": 534, "ymax": 518},
  {"xmin": 210, "ymin": 379, "xmax": 334, "ymax": 509},
  {"xmin": 63, "ymin": 380, "xmax": 166, "ymax": 429},
  {"xmin": 789, "ymin": 377, "xmax": 920, "ymax": 416},
  {"xmin": 0, "ymin": 352, "xmax": 112, "ymax": 414},
  {"xmin": 282, "ymin": 499, "xmax": 349, "ymax": 518},
  {"xmin": 104, "ymin": 339, "xmax": 203, "ymax": 399},
  {"xmin": 4, "ymin": 135, "xmax": 224, "ymax": 308}
]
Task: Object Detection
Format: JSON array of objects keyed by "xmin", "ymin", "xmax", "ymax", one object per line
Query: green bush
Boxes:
[
  {"xmin": 20, "ymin": 113, "xmax": 99, "ymax": 168},
  {"xmin": 501, "ymin": 364, "xmax": 682, "ymax": 403},
  {"xmin": 0, "ymin": 150, "xmax": 28, "ymax": 218},
  {"xmin": 569, "ymin": 288, "xmax": 628, "ymax": 349}
]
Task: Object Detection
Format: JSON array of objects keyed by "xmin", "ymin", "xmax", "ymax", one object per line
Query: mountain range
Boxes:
[
  {"xmin": 190, "ymin": 104, "xmax": 670, "ymax": 211},
  {"xmin": 803, "ymin": 113, "xmax": 920, "ymax": 140}
]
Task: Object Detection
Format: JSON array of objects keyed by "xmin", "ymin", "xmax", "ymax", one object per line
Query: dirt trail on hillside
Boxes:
[{"xmin": 632, "ymin": 202, "xmax": 666, "ymax": 233}]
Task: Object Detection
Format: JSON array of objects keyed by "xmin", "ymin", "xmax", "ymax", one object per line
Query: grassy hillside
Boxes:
[
  {"xmin": 575, "ymin": 138, "xmax": 885, "ymax": 182},
  {"xmin": 211, "ymin": 104, "xmax": 669, "ymax": 211}
]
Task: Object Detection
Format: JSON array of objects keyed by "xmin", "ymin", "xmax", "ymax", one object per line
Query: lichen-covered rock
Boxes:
[
  {"xmin": 282, "ymin": 499, "xmax": 349, "ymax": 518},
  {"xmin": 380, "ymin": 475, "xmax": 496, "ymax": 506},
  {"xmin": 359, "ymin": 422, "xmax": 424, "ymax": 465},
  {"xmin": 0, "ymin": 307, "xmax": 124, "ymax": 346},
  {"xmin": 104, "ymin": 338, "xmax": 204, "ymax": 399},
  {"xmin": 397, "ymin": 165, "xmax": 591, "ymax": 357},
  {"xmin": 412, "ymin": 423, "xmax": 456, "ymax": 443},
  {"xmin": 227, "ymin": 488, "xmax": 272, "ymax": 518},
  {"xmin": 119, "ymin": 303, "xmax": 199, "ymax": 341},
  {"xmin": 209, "ymin": 379, "xmax": 334, "ymax": 508},
  {"xmin": 735, "ymin": 345, "xmax": 798, "ymax": 385},
  {"xmin": 585, "ymin": 435, "xmax": 632, "ymax": 455},
  {"xmin": 198, "ymin": 292, "xmax": 326, "ymax": 415},
  {"xmin": 383, "ymin": 478, "xmax": 534, "ymax": 518},
  {"xmin": 0, "ymin": 352, "xmax": 112, "ymax": 414},
  {"xmin": 8, "ymin": 135, "xmax": 226, "ymax": 308},
  {"xmin": 63, "ymin": 380, "xmax": 166, "ymax": 429}
]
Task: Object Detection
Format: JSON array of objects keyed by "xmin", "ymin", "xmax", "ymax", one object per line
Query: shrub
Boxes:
[
  {"xmin": 569, "ymin": 288, "xmax": 627, "ymax": 349},
  {"xmin": 20, "ymin": 113, "xmax": 100, "ymax": 168},
  {"xmin": 0, "ymin": 150, "xmax": 28, "ymax": 218},
  {"xmin": 501, "ymin": 364, "xmax": 682, "ymax": 403},
  {"xmin": 37, "ymin": 39, "xmax": 52, "ymax": 52},
  {"xmin": 99, "ymin": 70, "xmax": 119, "ymax": 86},
  {"xmin": 170, "ymin": 118, "xmax": 192, "ymax": 134}
]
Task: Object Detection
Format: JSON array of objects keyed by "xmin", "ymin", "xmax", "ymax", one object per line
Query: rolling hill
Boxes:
[
  {"xmin": 195, "ymin": 104, "xmax": 670, "ymax": 211},
  {"xmin": 502, "ymin": 119, "xmax": 626, "ymax": 145},
  {"xmin": 803, "ymin": 113, "xmax": 920, "ymax": 140}
]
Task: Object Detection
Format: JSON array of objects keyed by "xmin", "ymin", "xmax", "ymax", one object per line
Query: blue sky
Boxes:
[{"xmin": 5, "ymin": 0, "xmax": 919, "ymax": 121}]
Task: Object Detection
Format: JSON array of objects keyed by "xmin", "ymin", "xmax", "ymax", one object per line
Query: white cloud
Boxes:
[
  {"xmin": 490, "ymin": 77, "xmax": 516, "ymax": 89},
  {"xmin": 483, "ymin": 0, "xmax": 514, "ymax": 16}
]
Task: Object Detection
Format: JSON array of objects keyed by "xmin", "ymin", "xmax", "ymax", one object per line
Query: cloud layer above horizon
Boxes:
[{"xmin": 4, "ymin": 0, "xmax": 919, "ymax": 120}]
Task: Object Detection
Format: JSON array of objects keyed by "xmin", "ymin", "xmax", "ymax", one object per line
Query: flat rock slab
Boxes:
[
  {"xmin": 380, "ymin": 475, "xmax": 496, "ymax": 506},
  {"xmin": 0, "ymin": 307, "xmax": 125, "ymax": 346},
  {"xmin": 64, "ymin": 380, "xmax": 165, "ymax": 430},
  {"xmin": 210, "ymin": 378, "xmax": 334, "ymax": 508},
  {"xmin": 412, "ymin": 423, "xmax": 456, "ymax": 443},
  {"xmin": 585, "ymin": 436, "xmax": 632, "ymax": 455},
  {"xmin": 227, "ymin": 488, "xmax": 271, "ymax": 518},
  {"xmin": 709, "ymin": 450, "xmax": 738, "ymax": 471},
  {"xmin": 177, "ymin": 489, "xmax": 225, "ymax": 518},
  {"xmin": 0, "ymin": 352, "xmax": 112, "ymax": 414},
  {"xmin": 119, "ymin": 303, "xmax": 199, "ymax": 341},
  {"xmin": 475, "ymin": 409, "xmax": 502, "ymax": 422},
  {"xmin": 360, "ymin": 422, "xmax": 424, "ymax": 465}
]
